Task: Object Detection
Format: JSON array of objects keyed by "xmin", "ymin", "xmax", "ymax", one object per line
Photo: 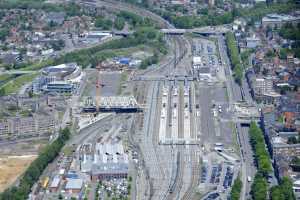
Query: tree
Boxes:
[
  {"xmin": 281, "ymin": 177, "xmax": 295, "ymax": 200},
  {"xmin": 225, "ymin": 32, "xmax": 243, "ymax": 85},
  {"xmin": 287, "ymin": 136, "xmax": 298, "ymax": 144},
  {"xmin": 95, "ymin": 17, "xmax": 113, "ymax": 30},
  {"xmin": 50, "ymin": 39, "xmax": 65, "ymax": 51},
  {"xmin": 0, "ymin": 28, "xmax": 9, "ymax": 41},
  {"xmin": 0, "ymin": 87, "xmax": 5, "ymax": 96},
  {"xmin": 249, "ymin": 122, "xmax": 272, "ymax": 175},
  {"xmin": 270, "ymin": 185, "xmax": 285, "ymax": 200},
  {"xmin": 266, "ymin": 49, "xmax": 275, "ymax": 58},
  {"xmin": 58, "ymin": 194, "xmax": 63, "ymax": 199},
  {"xmin": 114, "ymin": 17, "xmax": 125, "ymax": 30}
]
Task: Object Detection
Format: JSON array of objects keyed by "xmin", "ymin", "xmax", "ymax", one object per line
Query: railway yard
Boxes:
[
  {"xmin": 2, "ymin": 0, "xmax": 258, "ymax": 199},
  {"xmin": 130, "ymin": 32, "xmax": 242, "ymax": 200}
]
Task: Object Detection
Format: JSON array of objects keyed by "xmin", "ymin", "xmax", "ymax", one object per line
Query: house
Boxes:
[
  {"xmin": 49, "ymin": 176, "xmax": 60, "ymax": 193},
  {"xmin": 45, "ymin": 12, "xmax": 66, "ymax": 25}
]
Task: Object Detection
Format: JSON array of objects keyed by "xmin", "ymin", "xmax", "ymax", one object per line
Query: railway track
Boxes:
[
  {"xmin": 182, "ymin": 147, "xmax": 200, "ymax": 200},
  {"xmin": 164, "ymin": 146, "xmax": 185, "ymax": 200},
  {"xmin": 79, "ymin": 1, "xmax": 193, "ymax": 200}
]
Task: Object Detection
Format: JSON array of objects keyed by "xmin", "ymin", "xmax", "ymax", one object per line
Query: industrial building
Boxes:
[
  {"xmin": 32, "ymin": 63, "xmax": 82, "ymax": 94},
  {"xmin": 77, "ymin": 142, "xmax": 129, "ymax": 181},
  {"xmin": 44, "ymin": 81, "xmax": 75, "ymax": 93}
]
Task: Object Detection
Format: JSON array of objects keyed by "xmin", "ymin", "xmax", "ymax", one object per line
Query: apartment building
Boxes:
[
  {"xmin": 0, "ymin": 114, "xmax": 57, "ymax": 139},
  {"xmin": 254, "ymin": 76, "xmax": 274, "ymax": 96}
]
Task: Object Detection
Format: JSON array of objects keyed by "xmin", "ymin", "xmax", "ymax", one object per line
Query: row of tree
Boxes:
[
  {"xmin": 249, "ymin": 122, "xmax": 270, "ymax": 199},
  {"xmin": 249, "ymin": 122, "xmax": 272, "ymax": 176},
  {"xmin": 225, "ymin": 32, "xmax": 243, "ymax": 85},
  {"xmin": 230, "ymin": 176, "xmax": 242, "ymax": 200},
  {"xmin": 249, "ymin": 122, "xmax": 295, "ymax": 200},
  {"xmin": 0, "ymin": 127, "xmax": 71, "ymax": 200}
]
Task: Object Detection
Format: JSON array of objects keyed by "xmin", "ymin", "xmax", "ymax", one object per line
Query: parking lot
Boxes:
[{"xmin": 199, "ymin": 151, "xmax": 240, "ymax": 200}]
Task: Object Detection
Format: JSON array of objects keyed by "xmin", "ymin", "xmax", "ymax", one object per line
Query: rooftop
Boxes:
[{"xmin": 65, "ymin": 178, "xmax": 83, "ymax": 190}]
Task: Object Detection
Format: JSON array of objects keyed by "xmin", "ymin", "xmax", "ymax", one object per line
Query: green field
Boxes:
[{"xmin": 0, "ymin": 72, "xmax": 39, "ymax": 95}]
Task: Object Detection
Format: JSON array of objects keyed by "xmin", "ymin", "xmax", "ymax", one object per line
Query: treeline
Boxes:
[
  {"xmin": 0, "ymin": 128, "xmax": 71, "ymax": 200},
  {"xmin": 140, "ymin": 52, "xmax": 159, "ymax": 69},
  {"xmin": 152, "ymin": 2, "xmax": 298, "ymax": 29},
  {"xmin": 249, "ymin": 122, "xmax": 296, "ymax": 200},
  {"xmin": 155, "ymin": 9, "xmax": 234, "ymax": 29},
  {"xmin": 117, "ymin": 11, "xmax": 154, "ymax": 28},
  {"xmin": 225, "ymin": 32, "xmax": 243, "ymax": 85},
  {"xmin": 230, "ymin": 176, "xmax": 242, "ymax": 200},
  {"xmin": 279, "ymin": 23, "xmax": 300, "ymax": 58},
  {"xmin": 94, "ymin": 11, "xmax": 155, "ymax": 31},
  {"xmin": 279, "ymin": 23, "xmax": 300, "ymax": 41},
  {"xmin": 249, "ymin": 122, "xmax": 272, "ymax": 175}
]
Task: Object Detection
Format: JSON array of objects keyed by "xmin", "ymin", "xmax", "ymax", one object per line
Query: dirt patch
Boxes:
[{"xmin": 0, "ymin": 155, "xmax": 37, "ymax": 192}]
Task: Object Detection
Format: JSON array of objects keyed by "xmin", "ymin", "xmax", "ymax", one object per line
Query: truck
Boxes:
[{"xmin": 247, "ymin": 176, "xmax": 252, "ymax": 182}]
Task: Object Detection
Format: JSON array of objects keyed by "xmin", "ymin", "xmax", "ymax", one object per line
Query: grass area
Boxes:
[
  {"xmin": 0, "ymin": 72, "xmax": 39, "ymax": 95},
  {"xmin": 21, "ymin": 59, "xmax": 55, "ymax": 71},
  {"xmin": 230, "ymin": 122, "xmax": 240, "ymax": 155},
  {"xmin": 0, "ymin": 74, "xmax": 15, "ymax": 87},
  {"xmin": 93, "ymin": 45, "xmax": 150, "ymax": 62},
  {"xmin": 224, "ymin": 84, "xmax": 229, "ymax": 102},
  {"xmin": 0, "ymin": 155, "xmax": 37, "ymax": 192},
  {"xmin": 277, "ymin": 115, "xmax": 284, "ymax": 123},
  {"xmin": 62, "ymin": 146, "xmax": 75, "ymax": 156},
  {"xmin": 0, "ymin": 74, "xmax": 13, "ymax": 82},
  {"xmin": 19, "ymin": 109, "xmax": 32, "ymax": 117}
]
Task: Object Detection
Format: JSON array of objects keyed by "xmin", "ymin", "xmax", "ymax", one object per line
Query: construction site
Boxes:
[{"xmin": 80, "ymin": 63, "xmax": 141, "ymax": 114}]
